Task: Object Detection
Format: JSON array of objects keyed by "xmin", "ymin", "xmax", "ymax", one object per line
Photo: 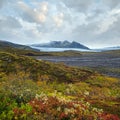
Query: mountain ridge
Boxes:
[
  {"xmin": 0, "ymin": 40, "xmax": 39, "ymax": 52},
  {"xmin": 32, "ymin": 40, "xmax": 90, "ymax": 50}
]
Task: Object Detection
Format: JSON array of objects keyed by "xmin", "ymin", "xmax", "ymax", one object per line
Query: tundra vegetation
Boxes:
[{"xmin": 0, "ymin": 48, "xmax": 120, "ymax": 120}]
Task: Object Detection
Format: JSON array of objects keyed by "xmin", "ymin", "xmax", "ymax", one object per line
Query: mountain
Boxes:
[
  {"xmin": 0, "ymin": 40, "xmax": 39, "ymax": 51},
  {"xmin": 101, "ymin": 46, "xmax": 120, "ymax": 51},
  {"xmin": 92, "ymin": 46, "xmax": 120, "ymax": 52},
  {"xmin": 32, "ymin": 40, "xmax": 90, "ymax": 50}
]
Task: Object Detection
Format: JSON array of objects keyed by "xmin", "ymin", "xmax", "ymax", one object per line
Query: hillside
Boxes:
[
  {"xmin": 0, "ymin": 51, "xmax": 120, "ymax": 119},
  {"xmin": 0, "ymin": 52, "xmax": 96, "ymax": 83},
  {"xmin": 0, "ymin": 40, "xmax": 84, "ymax": 57},
  {"xmin": 0, "ymin": 40, "xmax": 39, "ymax": 52},
  {"xmin": 32, "ymin": 40, "xmax": 90, "ymax": 49}
]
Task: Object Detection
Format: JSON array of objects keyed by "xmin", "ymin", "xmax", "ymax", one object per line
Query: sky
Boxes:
[{"xmin": 0, "ymin": 0, "xmax": 120, "ymax": 48}]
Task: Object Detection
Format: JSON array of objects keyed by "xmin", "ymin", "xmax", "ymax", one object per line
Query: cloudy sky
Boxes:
[{"xmin": 0, "ymin": 0, "xmax": 120, "ymax": 48}]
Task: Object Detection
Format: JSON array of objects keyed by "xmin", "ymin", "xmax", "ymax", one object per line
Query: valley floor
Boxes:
[{"xmin": 35, "ymin": 53, "xmax": 120, "ymax": 78}]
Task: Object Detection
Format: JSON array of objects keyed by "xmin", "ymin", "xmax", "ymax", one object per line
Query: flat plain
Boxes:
[{"xmin": 35, "ymin": 50, "xmax": 120, "ymax": 78}]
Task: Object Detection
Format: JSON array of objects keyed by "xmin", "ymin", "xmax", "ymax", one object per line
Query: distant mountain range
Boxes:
[
  {"xmin": 1, "ymin": 40, "xmax": 120, "ymax": 52},
  {"xmin": 93, "ymin": 46, "xmax": 120, "ymax": 52},
  {"xmin": 0, "ymin": 40, "xmax": 39, "ymax": 51},
  {"xmin": 102, "ymin": 46, "xmax": 120, "ymax": 51},
  {"xmin": 32, "ymin": 40, "xmax": 90, "ymax": 50}
]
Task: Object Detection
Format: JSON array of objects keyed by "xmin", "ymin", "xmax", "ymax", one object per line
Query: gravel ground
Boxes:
[{"xmin": 35, "ymin": 53, "xmax": 120, "ymax": 78}]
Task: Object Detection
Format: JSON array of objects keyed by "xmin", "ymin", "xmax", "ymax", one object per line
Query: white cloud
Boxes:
[
  {"xmin": 110, "ymin": 8, "xmax": 120, "ymax": 15},
  {"xmin": 0, "ymin": 16, "xmax": 21, "ymax": 29},
  {"xmin": 0, "ymin": 0, "xmax": 120, "ymax": 47},
  {"xmin": 102, "ymin": 0, "xmax": 120, "ymax": 8},
  {"xmin": 14, "ymin": 1, "xmax": 48, "ymax": 24},
  {"xmin": 62, "ymin": 0, "xmax": 94, "ymax": 12},
  {"xmin": 96, "ymin": 8, "xmax": 120, "ymax": 34},
  {"xmin": 96, "ymin": 16, "xmax": 117, "ymax": 34},
  {"xmin": 0, "ymin": 0, "xmax": 6, "ymax": 9},
  {"xmin": 40, "ymin": 2, "xmax": 48, "ymax": 13},
  {"xmin": 53, "ymin": 13, "xmax": 64, "ymax": 27}
]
